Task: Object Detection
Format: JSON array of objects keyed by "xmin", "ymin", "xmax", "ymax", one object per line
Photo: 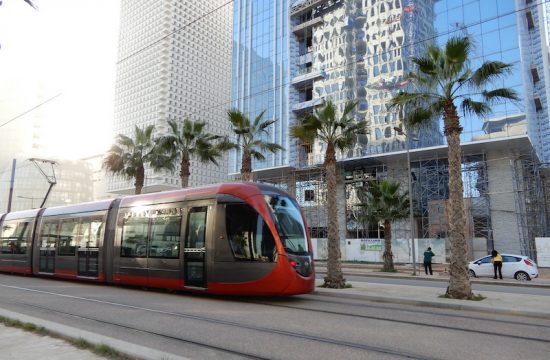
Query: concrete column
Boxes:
[{"xmin": 487, "ymin": 149, "xmax": 522, "ymax": 254}]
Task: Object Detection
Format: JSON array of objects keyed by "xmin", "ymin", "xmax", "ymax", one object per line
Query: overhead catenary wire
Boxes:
[
  {"xmin": 0, "ymin": 93, "xmax": 62, "ymax": 129},
  {"xmin": 175, "ymin": 0, "xmax": 548, "ymax": 121},
  {"xmin": 1, "ymin": 0, "xmax": 546, "ymax": 132}
]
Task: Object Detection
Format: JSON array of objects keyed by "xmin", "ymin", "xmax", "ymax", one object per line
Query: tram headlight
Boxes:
[{"xmin": 289, "ymin": 259, "xmax": 298, "ymax": 268}]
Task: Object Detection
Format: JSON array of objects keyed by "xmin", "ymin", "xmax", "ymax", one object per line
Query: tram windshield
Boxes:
[{"xmin": 264, "ymin": 194, "xmax": 309, "ymax": 255}]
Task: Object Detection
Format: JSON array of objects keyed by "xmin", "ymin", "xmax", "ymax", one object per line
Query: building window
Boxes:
[
  {"xmin": 305, "ymin": 189, "xmax": 315, "ymax": 201},
  {"xmin": 530, "ymin": 66, "xmax": 540, "ymax": 84},
  {"xmin": 534, "ymin": 96, "xmax": 543, "ymax": 111},
  {"xmin": 526, "ymin": 11, "xmax": 534, "ymax": 30}
]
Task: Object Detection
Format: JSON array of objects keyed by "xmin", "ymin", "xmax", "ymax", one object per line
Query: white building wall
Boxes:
[{"xmin": 110, "ymin": 0, "xmax": 232, "ymax": 194}]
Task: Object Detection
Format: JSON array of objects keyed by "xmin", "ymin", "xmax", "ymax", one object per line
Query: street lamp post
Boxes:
[{"xmin": 394, "ymin": 127, "xmax": 417, "ymax": 276}]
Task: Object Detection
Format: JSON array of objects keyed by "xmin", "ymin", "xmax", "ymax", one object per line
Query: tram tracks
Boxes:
[
  {"xmin": 255, "ymin": 294, "xmax": 550, "ymax": 329},
  {"xmin": 1, "ymin": 281, "xmax": 549, "ymax": 359},
  {"xmin": 0, "ymin": 298, "xmax": 438, "ymax": 360},
  {"xmin": 243, "ymin": 295, "xmax": 550, "ymax": 343},
  {"xmin": 0, "ymin": 282, "xmax": 440, "ymax": 360}
]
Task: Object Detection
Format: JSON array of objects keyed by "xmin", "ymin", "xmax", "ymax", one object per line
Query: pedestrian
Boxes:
[
  {"xmin": 491, "ymin": 249, "xmax": 503, "ymax": 279},
  {"xmin": 423, "ymin": 247, "xmax": 435, "ymax": 275}
]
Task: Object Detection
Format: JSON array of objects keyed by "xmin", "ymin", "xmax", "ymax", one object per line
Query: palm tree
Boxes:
[
  {"xmin": 290, "ymin": 100, "xmax": 367, "ymax": 288},
  {"xmin": 226, "ymin": 109, "xmax": 284, "ymax": 181},
  {"xmin": 391, "ymin": 36, "xmax": 518, "ymax": 299},
  {"xmin": 157, "ymin": 118, "xmax": 226, "ymax": 188},
  {"xmin": 358, "ymin": 181, "xmax": 409, "ymax": 271},
  {"xmin": 103, "ymin": 125, "xmax": 174, "ymax": 195}
]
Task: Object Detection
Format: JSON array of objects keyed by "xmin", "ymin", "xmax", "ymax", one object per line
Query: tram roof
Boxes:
[
  {"xmin": 2, "ymin": 208, "xmax": 43, "ymax": 221},
  {"xmin": 118, "ymin": 182, "xmax": 289, "ymax": 208},
  {"xmin": 42, "ymin": 199, "xmax": 116, "ymax": 217}
]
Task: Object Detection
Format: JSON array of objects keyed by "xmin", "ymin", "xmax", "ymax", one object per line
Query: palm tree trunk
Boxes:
[
  {"xmin": 241, "ymin": 150, "xmax": 252, "ymax": 181},
  {"xmin": 323, "ymin": 143, "xmax": 345, "ymax": 288},
  {"xmin": 135, "ymin": 163, "xmax": 145, "ymax": 195},
  {"xmin": 444, "ymin": 103, "xmax": 472, "ymax": 299},
  {"xmin": 382, "ymin": 220, "xmax": 394, "ymax": 271},
  {"xmin": 180, "ymin": 153, "xmax": 190, "ymax": 188}
]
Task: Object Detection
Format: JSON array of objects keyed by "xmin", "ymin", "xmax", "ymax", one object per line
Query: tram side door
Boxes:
[
  {"xmin": 183, "ymin": 205, "xmax": 209, "ymax": 288},
  {"xmin": 146, "ymin": 209, "xmax": 183, "ymax": 289},
  {"xmin": 77, "ymin": 216, "xmax": 103, "ymax": 278},
  {"xmin": 39, "ymin": 220, "xmax": 57, "ymax": 274}
]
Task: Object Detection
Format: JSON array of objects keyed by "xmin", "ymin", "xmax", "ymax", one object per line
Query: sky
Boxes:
[{"xmin": 0, "ymin": 0, "xmax": 120, "ymax": 159}]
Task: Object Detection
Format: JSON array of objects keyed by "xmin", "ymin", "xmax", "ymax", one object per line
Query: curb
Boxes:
[
  {"xmin": 0, "ymin": 308, "xmax": 189, "ymax": 360},
  {"xmin": 312, "ymin": 289, "xmax": 550, "ymax": 320}
]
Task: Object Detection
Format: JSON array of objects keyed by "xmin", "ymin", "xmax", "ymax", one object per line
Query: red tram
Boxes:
[{"xmin": 0, "ymin": 183, "xmax": 315, "ymax": 295}]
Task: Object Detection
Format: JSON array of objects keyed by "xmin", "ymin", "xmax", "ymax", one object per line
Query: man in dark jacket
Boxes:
[{"xmin": 423, "ymin": 247, "xmax": 435, "ymax": 275}]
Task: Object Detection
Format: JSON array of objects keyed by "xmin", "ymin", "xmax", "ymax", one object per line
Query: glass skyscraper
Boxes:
[
  {"xmin": 231, "ymin": 0, "xmax": 291, "ymax": 173},
  {"xmin": 231, "ymin": 0, "xmax": 550, "ymax": 169}
]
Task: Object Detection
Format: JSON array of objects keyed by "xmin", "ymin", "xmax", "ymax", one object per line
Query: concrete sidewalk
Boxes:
[{"xmin": 315, "ymin": 262, "xmax": 550, "ymax": 319}]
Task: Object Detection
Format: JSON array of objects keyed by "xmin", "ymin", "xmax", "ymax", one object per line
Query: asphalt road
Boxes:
[
  {"xmin": 334, "ymin": 274, "xmax": 550, "ymax": 296},
  {"xmin": 1, "ymin": 274, "xmax": 549, "ymax": 360}
]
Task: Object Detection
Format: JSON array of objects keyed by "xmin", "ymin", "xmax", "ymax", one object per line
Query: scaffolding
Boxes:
[
  {"xmin": 511, "ymin": 156, "xmax": 548, "ymax": 261},
  {"xmin": 254, "ymin": 145, "xmax": 549, "ymax": 263}
]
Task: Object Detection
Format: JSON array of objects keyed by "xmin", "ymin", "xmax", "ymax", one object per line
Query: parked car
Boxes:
[{"xmin": 468, "ymin": 254, "xmax": 538, "ymax": 281}]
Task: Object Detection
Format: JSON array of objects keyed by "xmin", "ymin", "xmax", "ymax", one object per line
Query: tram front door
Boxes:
[{"xmin": 183, "ymin": 205, "xmax": 208, "ymax": 288}]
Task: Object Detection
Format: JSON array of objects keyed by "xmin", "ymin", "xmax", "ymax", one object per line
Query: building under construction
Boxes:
[
  {"xmin": 230, "ymin": 0, "xmax": 550, "ymax": 263},
  {"xmin": 253, "ymin": 128, "xmax": 549, "ymax": 263}
]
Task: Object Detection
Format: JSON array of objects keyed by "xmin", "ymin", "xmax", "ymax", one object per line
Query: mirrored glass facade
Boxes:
[
  {"xmin": 231, "ymin": 0, "xmax": 550, "ymax": 169},
  {"xmin": 231, "ymin": 0, "xmax": 290, "ymax": 173}
]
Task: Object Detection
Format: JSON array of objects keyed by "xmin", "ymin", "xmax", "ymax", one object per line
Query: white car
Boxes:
[{"xmin": 468, "ymin": 254, "xmax": 539, "ymax": 281}]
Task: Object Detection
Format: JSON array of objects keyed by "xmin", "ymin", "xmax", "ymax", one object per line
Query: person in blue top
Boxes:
[{"xmin": 423, "ymin": 247, "xmax": 435, "ymax": 275}]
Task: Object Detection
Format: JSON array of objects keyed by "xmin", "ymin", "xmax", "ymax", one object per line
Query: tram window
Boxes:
[
  {"xmin": 58, "ymin": 219, "xmax": 79, "ymax": 256},
  {"xmin": 149, "ymin": 215, "xmax": 181, "ymax": 259},
  {"xmin": 0, "ymin": 220, "xmax": 30, "ymax": 254},
  {"xmin": 264, "ymin": 195, "xmax": 309, "ymax": 255},
  {"xmin": 78, "ymin": 217, "xmax": 103, "ymax": 248},
  {"xmin": 121, "ymin": 217, "xmax": 149, "ymax": 258},
  {"xmin": 225, "ymin": 204, "xmax": 275, "ymax": 262},
  {"xmin": 186, "ymin": 208, "xmax": 206, "ymax": 249},
  {"xmin": 40, "ymin": 221, "xmax": 58, "ymax": 249}
]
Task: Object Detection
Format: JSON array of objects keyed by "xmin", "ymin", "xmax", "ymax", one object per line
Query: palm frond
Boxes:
[
  {"xmin": 227, "ymin": 109, "xmax": 249, "ymax": 128},
  {"xmin": 253, "ymin": 110, "xmax": 267, "ymax": 128},
  {"xmin": 482, "ymin": 88, "xmax": 519, "ymax": 103},
  {"xmin": 461, "ymin": 98, "xmax": 491, "ymax": 117},
  {"xmin": 216, "ymin": 136, "xmax": 239, "ymax": 151},
  {"xmin": 390, "ymin": 91, "xmax": 433, "ymax": 108},
  {"xmin": 167, "ymin": 120, "xmax": 179, "ymax": 136},
  {"xmin": 471, "ymin": 61, "xmax": 513, "ymax": 87},
  {"xmin": 427, "ymin": 46, "xmax": 441, "ymax": 63},
  {"xmin": 117, "ymin": 134, "xmax": 135, "ymax": 148},
  {"xmin": 290, "ymin": 123, "xmax": 317, "ymax": 144},
  {"xmin": 342, "ymin": 100, "xmax": 359, "ymax": 118},
  {"xmin": 250, "ymin": 149, "xmax": 266, "ymax": 161},
  {"xmin": 258, "ymin": 118, "xmax": 277, "ymax": 133},
  {"xmin": 445, "ymin": 36, "xmax": 470, "ymax": 67},
  {"xmin": 358, "ymin": 180, "xmax": 409, "ymax": 224},
  {"xmin": 412, "ymin": 56, "xmax": 437, "ymax": 75},
  {"xmin": 334, "ymin": 131, "xmax": 356, "ymax": 152},
  {"xmin": 404, "ymin": 107, "xmax": 438, "ymax": 127}
]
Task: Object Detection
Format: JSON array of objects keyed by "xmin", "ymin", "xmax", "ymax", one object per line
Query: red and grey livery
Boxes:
[{"xmin": 0, "ymin": 182, "xmax": 315, "ymax": 296}]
